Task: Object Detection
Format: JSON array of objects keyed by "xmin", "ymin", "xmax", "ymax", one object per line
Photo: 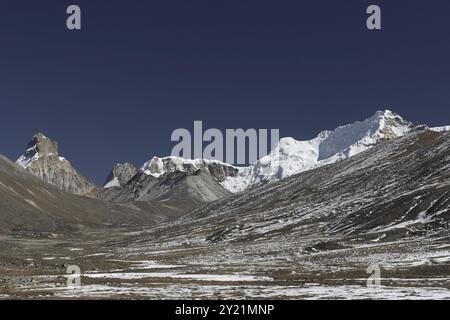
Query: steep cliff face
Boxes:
[
  {"xmin": 103, "ymin": 163, "xmax": 137, "ymax": 188},
  {"xmin": 141, "ymin": 157, "xmax": 239, "ymax": 181},
  {"xmin": 16, "ymin": 133, "xmax": 97, "ymax": 195}
]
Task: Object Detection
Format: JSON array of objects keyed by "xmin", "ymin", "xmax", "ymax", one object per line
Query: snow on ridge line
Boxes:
[
  {"xmin": 17, "ymin": 153, "xmax": 41, "ymax": 169},
  {"xmin": 138, "ymin": 110, "xmax": 416, "ymax": 189},
  {"xmin": 430, "ymin": 126, "xmax": 450, "ymax": 132},
  {"xmin": 140, "ymin": 156, "xmax": 239, "ymax": 178},
  {"xmin": 16, "ymin": 153, "xmax": 68, "ymax": 170}
]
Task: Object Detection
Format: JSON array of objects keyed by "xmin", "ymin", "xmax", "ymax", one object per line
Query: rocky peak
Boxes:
[
  {"xmin": 29, "ymin": 132, "xmax": 58, "ymax": 155},
  {"xmin": 18, "ymin": 133, "xmax": 60, "ymax": 168},
  {"xmin": 376, "ymin": 110, "xmax": 415, "ymax": 139},
  {"xmin": 103, "ymin": 163, "xmax": 137, "ymax": 189},
  {"xmin": 317, "ymin": 109, "xmax": 414, "ymax": 160},
  {"xmin": 16, "ymin": 133, "xmax": 96, "ymax": 195}
]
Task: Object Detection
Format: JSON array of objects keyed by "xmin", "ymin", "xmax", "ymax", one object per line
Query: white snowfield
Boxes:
[
  {"xmin": 103, "ymin": 177, "xmax": 120, "ymax": 189},
  {"xmin": 42, "ymin": 283, "xmax": 450, "ymax": 300}
]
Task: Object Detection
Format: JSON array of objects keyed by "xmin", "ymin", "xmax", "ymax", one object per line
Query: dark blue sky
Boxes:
[{"xmin": 0, "ymin": 0, "xmax": 449, "ymax": 184}]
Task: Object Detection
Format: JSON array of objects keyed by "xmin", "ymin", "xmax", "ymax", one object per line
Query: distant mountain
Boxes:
[
  {"xmin": 223, "ymin": 110, "xmax": 416, "ymax": 192},
  {"xmin": 141, "ymin": 157, "xmax": 238, "ymax": 181},
  {"xmin": 0, "ymin": 154, "xmax": 190, "ymax": 235},
  {"xmin": 102, "ymin": 157, "xmax": 239, "ymax": 203},
  {"xmin": 103, "ymin": 162, "xmax": 137, "ymax": 188},
  {"xmin": 16, "ymin": 133, "xmax": 97, "ymax": 195}
]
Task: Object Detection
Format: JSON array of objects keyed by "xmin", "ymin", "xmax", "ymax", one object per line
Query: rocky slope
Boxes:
[{"xmin": 16, "ymin": 133, "xmax": 97, "ymax": 195}]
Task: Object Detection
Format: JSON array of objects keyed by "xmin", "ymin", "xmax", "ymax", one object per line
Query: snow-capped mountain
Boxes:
[
  {"xmin": 103, "ymin": 110, "xmax": 417, "ymax": 197},
  {"xmin": 16, "ymin": 133, "xmax": 97, "ymax": 195},
  {"xmin": 223, "ymin": 110, "xmax": 415, "ymax": 192},
  {"xmin": 103, "ymin": 162, "xmax": 137, "ymax": 189},
  {"xmin": 141, "ymin": 156, "xmax": 239, "ymax": 181},
  {"xmin": 430, "ymin": 126, "xmax": 450, "ymax": 132}
]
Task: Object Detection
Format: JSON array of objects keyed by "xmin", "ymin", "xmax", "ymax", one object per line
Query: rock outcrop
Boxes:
[{"xmin": 16, "ymin": 133, "xmax": 97, "ymax": 195}]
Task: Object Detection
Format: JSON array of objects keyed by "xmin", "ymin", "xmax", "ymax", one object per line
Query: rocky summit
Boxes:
[{"xmin": 103, "ymin": 162, "xmax": 137, "ymax": 189}]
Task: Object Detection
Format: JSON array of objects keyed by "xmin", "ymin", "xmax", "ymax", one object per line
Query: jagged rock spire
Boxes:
[
  {"xmin": 103, "ymin": 163, "xmax": 137, "ymax": 188},
  {"xmin": 16, "ymin": 133, "xmax": 97, "ymax": 195}
]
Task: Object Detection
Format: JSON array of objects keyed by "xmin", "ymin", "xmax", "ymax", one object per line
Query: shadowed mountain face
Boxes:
[
  {"xmin": 16, "ymin": 133, "xmax": 97, "ymax": 195},
  {"xmin": 133, "ymin": 129, "xmax": 450, "ymax": 245},
  {"xmin": 0, "ymin": 155, "xmax": 196, "ymax": 235}
]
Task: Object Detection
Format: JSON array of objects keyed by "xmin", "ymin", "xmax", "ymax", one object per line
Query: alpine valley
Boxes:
[{"xmin": 1, "ymin": 110, "xmax": 450, "ymax": 299}]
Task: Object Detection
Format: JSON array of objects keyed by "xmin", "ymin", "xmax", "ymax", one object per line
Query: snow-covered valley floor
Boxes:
[{"xmin": 1, "ymin": 229, "xmax": 450, "ymax": 299}]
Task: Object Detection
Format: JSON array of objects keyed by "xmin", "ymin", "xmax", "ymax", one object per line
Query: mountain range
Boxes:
[
  {"xmin": 0, "ymin": 109, "xmax": 447, "ymax": 235},
  {"xmin": 13, "ymin": 110, "xmax": 437, "ymax": 198},
  {"xmin": 169, "ymin": 129, "xmax": 450, "ymax": 244},
  {"xmin": 2, "ymin": 109, "xmax": 450, "ymax": 299}
]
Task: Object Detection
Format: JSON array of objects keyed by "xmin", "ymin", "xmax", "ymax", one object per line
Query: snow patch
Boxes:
[
  {"xmin": 17, "ymin": 153, "xmax": 40, "ymax": 169},
  {"xmin": 430, "ymin": 126, "xmax": 450, "ymax": 132},
  {"xmin": 104, "ymin": 177, "xmax": 120, "ymax": 189}
]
